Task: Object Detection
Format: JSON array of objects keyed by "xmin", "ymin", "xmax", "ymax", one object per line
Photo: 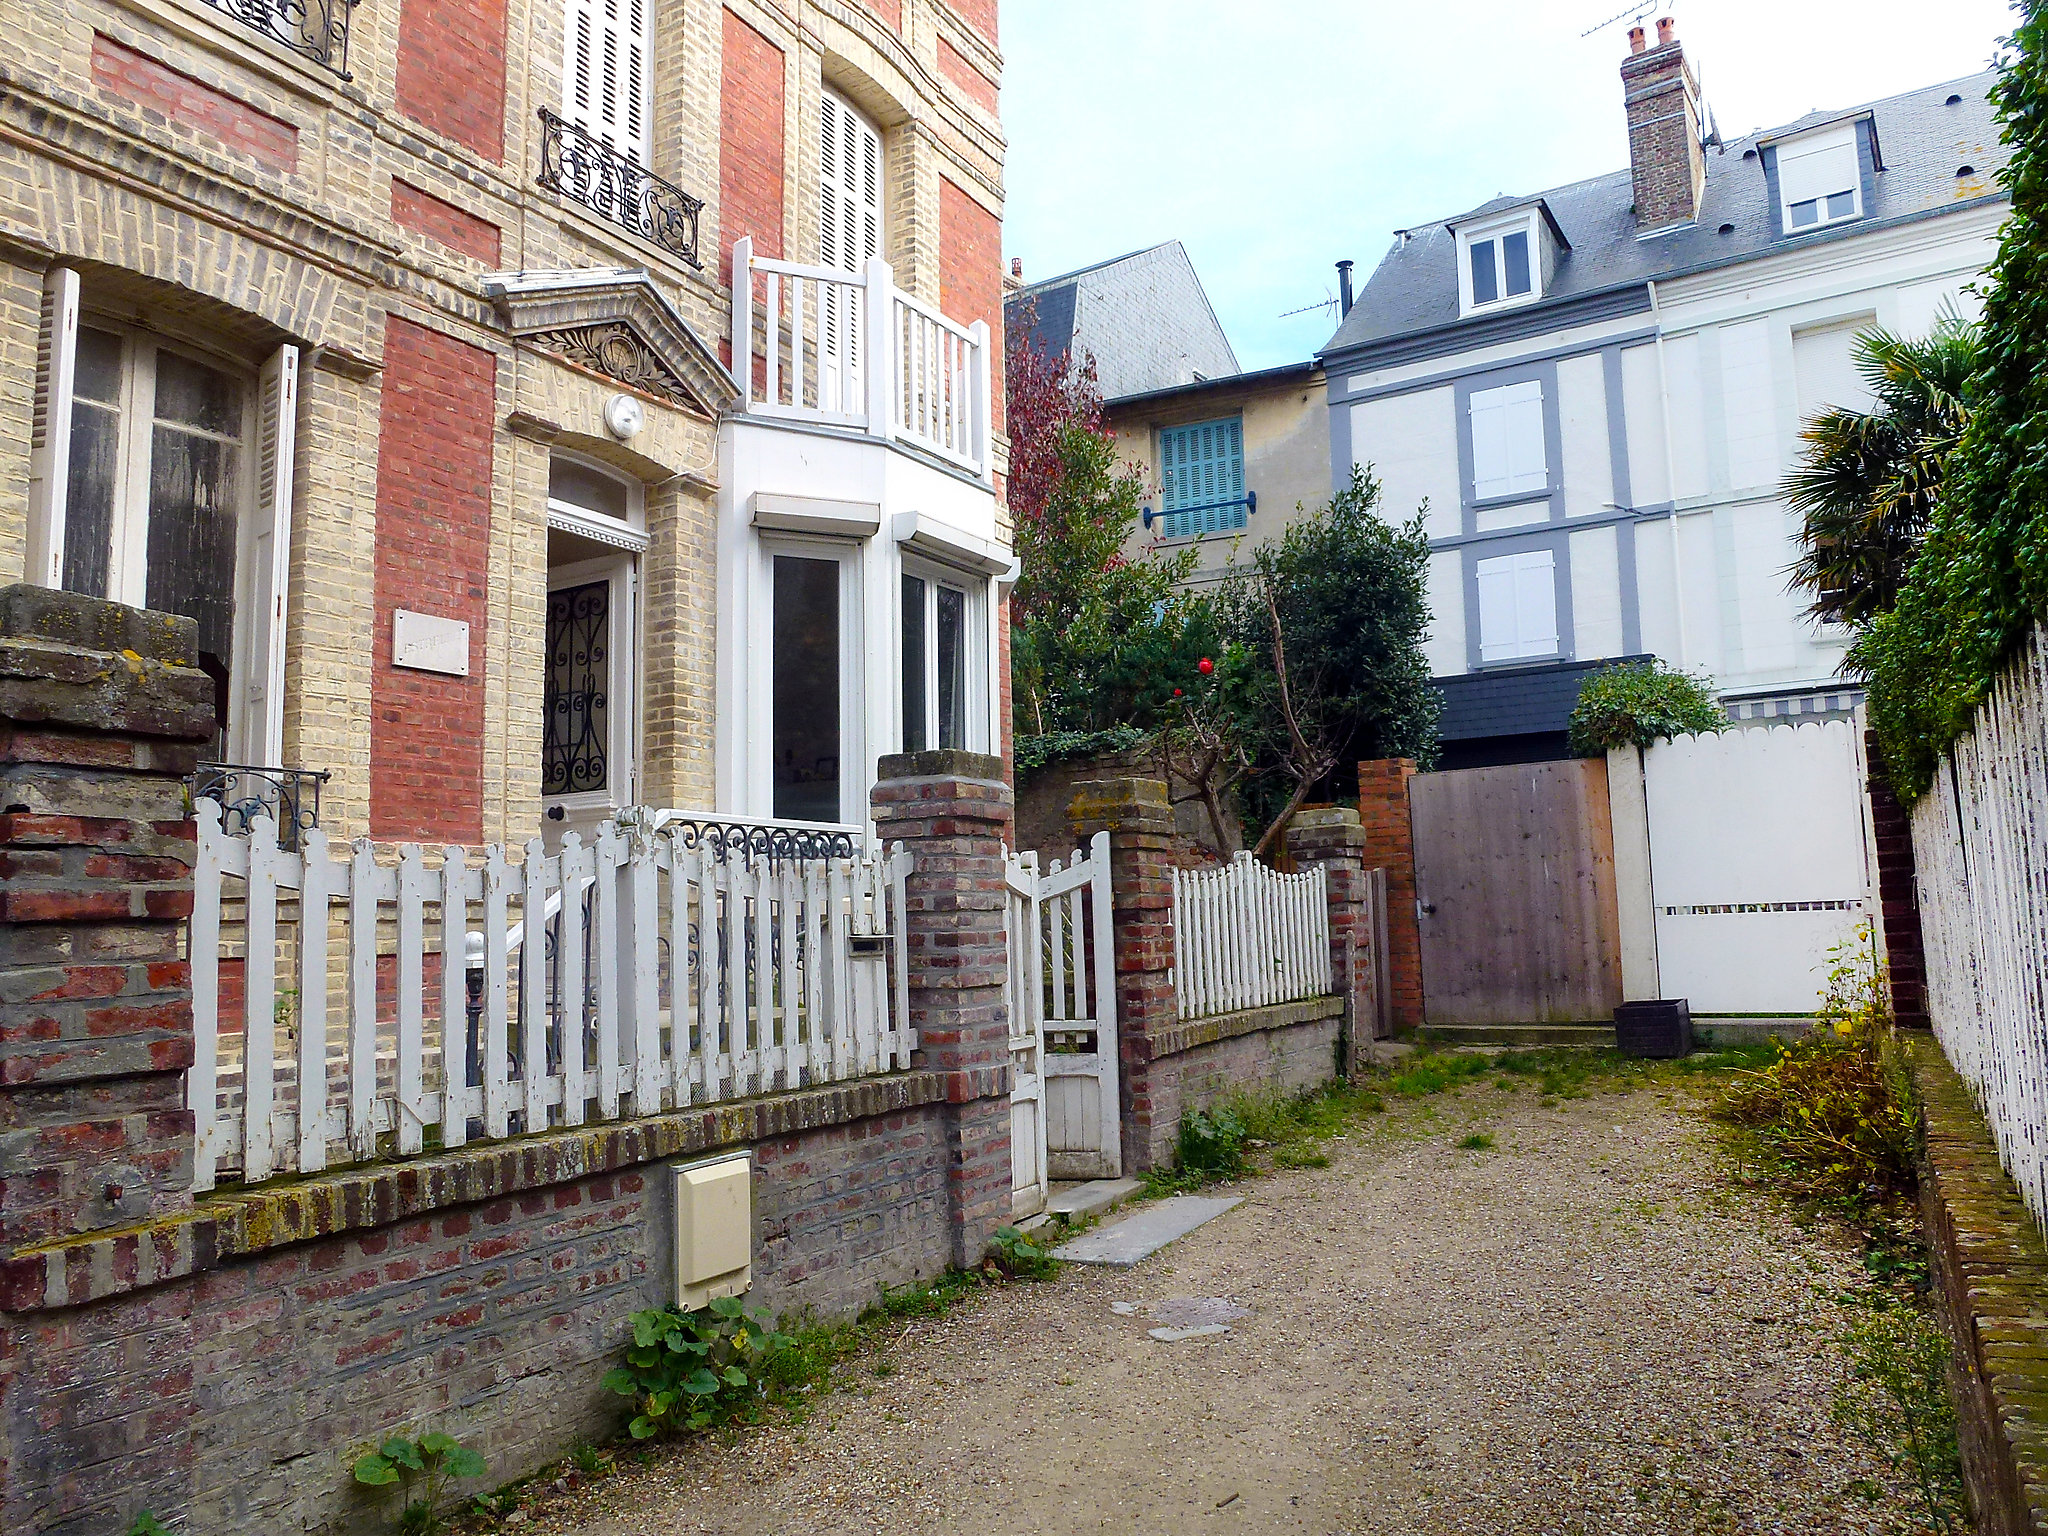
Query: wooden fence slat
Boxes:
[
  {"xmin": 482, "ymin": 844, "xmax": 512, "ymax": 1139},
  {"xmin": 296, "ymin": 828, "xmax": 333, "ymax": 1174},
  {"xmin": 347, "ymin": 841, "xmax": 380, "ymax": 1159},
  {"xmin": 241, "ymin": 817, "xmax": 282, "ymax": 1182},
  {"xmin": 438, "ymin": 847, "xmax": 468, "ymax": 1150},
  {"xmin": 522, "ymin": 840, "xmax": 548, "ymax": 1132},
  {"xmin": 629, "ymin": 837, "xmax": 663, "ymax": 1115},
  {"xmin": 190, "ymin": 801, "xmax": 226, "ymax": 1192},
  {"xmin": 558, "ymin": 833, "xmax": 589, "ymax": 1127},
  {"xmin": 593, "ymin": 825, "xmax": 622, "ymax": 1120}
]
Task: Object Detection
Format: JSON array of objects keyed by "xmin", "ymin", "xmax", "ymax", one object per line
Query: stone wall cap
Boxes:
[
  {"xmin": 0, "ymin": 586, "xmax": 198, "ymax": 666},
  {"xmin": 876, "ymin": 749, "xmax": 1008, "ymax": 785},
  {"xmin": 1292, "ymin": 806, "xmax": 1362, "ymax": 830}
]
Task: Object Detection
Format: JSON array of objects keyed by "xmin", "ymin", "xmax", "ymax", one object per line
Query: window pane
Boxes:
[
  {"xmin": 543, "ymin": 579, "xmax": 611, "ymax": 796},
  {"xmin": 145, "ymin": 423, "xmax": 240, "ymax": 671},
  {"xmin": 63, "ymin": 397, "xmax": 119, "ymax": 599},
  {"xmin": 548, "ymin": 458, "xmax": 633, "ymax": 521},
  {"xmin": 1825, "ymin": 189, "xmax": 1857, "ymax": 220},
  {"xmin": 154, "ymin": 350, "xmax": 241, "ymax": 437},
  {"xmin": 1469, "ymin": 239, "xmax": 1499, "ymax": 305},
  {"xmin": 773, "ymin": 556, "xmax": 841, "ymax": 822},
  {"xmin": 1790, "ymin": 198, "xmax": 1819, "ymax": 227},
  {"xmin": 935, "ymin": 584, "xmax": 965, "ymax": 751},
  {"xmin": 74, "ymin": 326, "xmax": 123, "ymax": 405},
  {"xmin": 1502, "ymin": 230, "xmax": 1531, "ymax": 297},
  {"xmin": 901, "ymin": 574, "xmax": 927, "ymax": 753}
]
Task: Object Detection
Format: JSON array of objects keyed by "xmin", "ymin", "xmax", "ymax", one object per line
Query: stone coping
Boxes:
[
  {"xmin": 1, "ymin": 1069, "xmax": 964, "ymax": 1314},
  {"xmin": 1908, "ymin": 1037, "xmax": 2048, "ymax": 1534},
  {"xmin": 1147, "ymin": 994, "xmax": 1343, "ymax": 1063}
]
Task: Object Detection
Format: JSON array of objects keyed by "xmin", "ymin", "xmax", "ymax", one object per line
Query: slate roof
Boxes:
[
  {"xmin": 1006, "ymin": 241, "xmax": 1240, "ymax": 401},
  {"xmin": 1324, "ymin": 70, "xmax": 2009, "ymax": 361},
  {"xmin": 1435, "ymin": 656, "xmax": 1652, "ymax": 742}
]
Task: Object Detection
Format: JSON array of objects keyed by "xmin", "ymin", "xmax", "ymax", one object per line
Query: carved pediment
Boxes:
[{"xmin": 481, "ymin": 268, "xmax": 740, "ymax": 420}]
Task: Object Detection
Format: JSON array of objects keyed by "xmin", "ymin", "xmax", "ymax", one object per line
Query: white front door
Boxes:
[{"xmin": 543, "ymin": 554, "xmax": 637, "ymax": 843}]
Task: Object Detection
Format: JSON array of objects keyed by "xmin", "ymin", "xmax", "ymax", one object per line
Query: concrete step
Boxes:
[{"xmin": 1017, "ymin": 1177, "xmax": 1145, "ymax": 1234}]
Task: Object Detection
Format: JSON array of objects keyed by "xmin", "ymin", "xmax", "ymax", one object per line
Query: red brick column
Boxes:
[
  {"xmin": 871, "ymin": 750, "xmax": 1013, "ymax": 1265},
  {"xmin": 1358, "ymin": 759, "xmax": 1423, "ymax": 1033},
  {"xmin": 1866, "ymin": 730, "xmax": 1928, "ymax": 1029},
  {"xmin": 1286, "ymin": 806, "xmax": 1384, "ymax": 1073},
  {"xmin": 1066, "ymin": 777, "xmax": 1179, "ymax": 1172},
  {"xmin": 0, "ymin": 585, "xmax": 215, "ymax": 1533}
]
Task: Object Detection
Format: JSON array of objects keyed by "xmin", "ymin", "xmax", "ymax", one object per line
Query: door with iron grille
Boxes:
[{"xmin": 543, "ymin": 554, "xmax": 637, "ymax": 843}]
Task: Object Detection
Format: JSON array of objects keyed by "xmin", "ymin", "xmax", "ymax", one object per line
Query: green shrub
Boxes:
[
  {"xmin": 601, "ymin": 1297, "xmax": 795, "ymax": 1440},
  {"xmin": 1176, "ymin": 1107, "xmax": 1248, "ymax": 1180},
  {"xmin": 986, "ymin": 1225, "xmax": 1057, "ymax": 1280},
  {"xmin": 1567, "ymin": 661, "xmax": 1725, "ymax": 755},
  {"xmin": 351, "ymin": 1431, "xmax": 486, "ymax": 1535}
]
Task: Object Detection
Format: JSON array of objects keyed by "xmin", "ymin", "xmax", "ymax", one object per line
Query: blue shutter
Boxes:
[{"xmin": 1158, "ymin": 417, "xmax": 1246, "ymax": 538}]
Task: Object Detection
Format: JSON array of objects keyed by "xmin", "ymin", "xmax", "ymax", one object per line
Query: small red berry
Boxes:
[
  {"xmin": 1173, "ymin": 688, "xmax": 1183, "ymax": 697},
  {"xmin": 1198, "ymin": 657, "xmax": 1214, "ymax": 675}
]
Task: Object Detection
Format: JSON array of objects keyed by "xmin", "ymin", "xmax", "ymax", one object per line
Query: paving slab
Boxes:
[
  {"xmin": 1050, "ymin": 1195, "xmax": 1242, "ymax": 1268},
  {"xmin": 1046, "ymin": 1177, "xmax": 1145, "ymax": 1220}
]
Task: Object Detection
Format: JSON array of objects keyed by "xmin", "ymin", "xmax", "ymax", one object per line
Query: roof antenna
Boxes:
[
  {"xmin": 1278, "ymin": 290, "xmax": 1340, "ymax": 321},
  {"xmin": 1577, "ymin": 0, "xmax": 1660, "ymax": 39}
]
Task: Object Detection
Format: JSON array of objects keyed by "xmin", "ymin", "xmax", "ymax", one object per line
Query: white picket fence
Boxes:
[
  {"xmin": 189, "ymin": 802, "xmax": 913, "ymax": 1191},
  {"xmin": 1912, "ymin": 624, "xmax": 2048, "ymax": 1231},
  {"xmin": 1171, "ymin": 852, "xmax": 1331, "ymax": 1021}
]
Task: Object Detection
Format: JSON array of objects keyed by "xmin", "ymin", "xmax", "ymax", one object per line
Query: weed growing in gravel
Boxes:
[
  {"xmin": 1832, "ymin": 1300, "xmax": 1967, "ymax": 1533},
  {"xmin": 1148, "ymin": 1081, "xmax": 1388, "ymax": 1192},
  {"xmin": 1455, "ymin": 1132, "xmax": 1495, "ymax": 1150}
]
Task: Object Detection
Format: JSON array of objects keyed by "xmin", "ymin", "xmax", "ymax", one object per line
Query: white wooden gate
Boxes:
[{"xmin": 1005, "ymin": 832, "xmax": 1120, "ymax": 1212}]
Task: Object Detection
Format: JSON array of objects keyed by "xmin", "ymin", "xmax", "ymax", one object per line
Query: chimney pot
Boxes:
[
  {"xmin": 1336, "ymin": 259, "xmax": 1355, "ymax": 317},
  {"xmin": 1011, "ymin": 257, "xmax": 1023, "ymax": 278},
  {"xmin": 1628, "ymin": 24, "xmax": 1646, "ymax": 53},
  {"xmin": 1656, "ymin": 15, "xmax": 1675, "ymax": 44}
]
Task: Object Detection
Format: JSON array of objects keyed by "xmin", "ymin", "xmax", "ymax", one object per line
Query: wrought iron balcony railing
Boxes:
[
  {"xmin": 200, "ymin": 0, "xmax": 355, "ymax": 76},
  {"xmin": 537, "ymin": 109, "xmax": 704, "ymax": 269},
  {"xmin": 190, "ymin": 763, "xmax": 331, "ymax": 851}
]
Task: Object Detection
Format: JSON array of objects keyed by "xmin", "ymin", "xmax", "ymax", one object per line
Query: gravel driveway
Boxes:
[{"xmin": 513, "ymin": 1072, "xmax": 1922, "ymax": 1536}]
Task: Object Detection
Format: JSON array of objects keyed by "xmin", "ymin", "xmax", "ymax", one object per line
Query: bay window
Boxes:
[{"xmin": 900, "ymin": 567, "xmax": 972, "ymax": 753}]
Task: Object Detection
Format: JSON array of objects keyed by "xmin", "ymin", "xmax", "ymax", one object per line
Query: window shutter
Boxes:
[
  {"xmin": 243, "ymin": 344, "xmax": 298, "ymax": 765},
  {"xmin": 1779, "ymin": 137, "xmax": 1858, "ymax": 207},
  {"xmin": 1470, "ymin": 380, "xmax": 1547, "ymax": 499},
  {"xmin": 1159, "ymin": 418, "xmax": 1245, "ymax": 537},
  {"xmin": 1513, "ymin": 549, "xmax": 1558, "ymax": 656},
  {"xmin": 1469, "ymin": 389, "xmax": 1509, "ymax": 500},
  {"xmin": 563, "ymin": 0, "xmax": 649, "ymax": 163},
  {"xmin": 26, "ymin": 266, "xmax": 80, "ymax": 590},
  {"xmin": 820, "ymin": 92, "xmax": 883, "ymax": 396},
  {"xmin": 1475, "ymin": 556, "xmax": 1517, "ymax": 663}
]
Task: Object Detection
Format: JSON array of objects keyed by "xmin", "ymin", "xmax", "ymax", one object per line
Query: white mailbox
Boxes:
[
  {"xmin": 391, "ymin": 609, "xmax": 471, "ymax": 676},
  {"xmin": 672, "ymin": 1152, "xmax": 752, "ymax": 1309}
]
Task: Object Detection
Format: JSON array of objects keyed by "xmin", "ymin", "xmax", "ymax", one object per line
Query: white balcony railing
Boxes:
[{"xmin": 732, "ymin": 238, "xmax": 992, "ymax": 481}]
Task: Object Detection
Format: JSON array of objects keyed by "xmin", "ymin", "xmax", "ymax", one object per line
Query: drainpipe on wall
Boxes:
[{"xmin": 1647, "ymin": 278, "xmax": 1693, "ymax": 668}]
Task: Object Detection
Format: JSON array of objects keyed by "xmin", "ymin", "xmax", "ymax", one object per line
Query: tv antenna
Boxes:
[
  {"xmin": 1579, "ymin": 0, "xmax": 1662, "ymax": 38},
  {"xmin": 1279, "ymin": 291, "xmax": 1339, "ymax": 321}
]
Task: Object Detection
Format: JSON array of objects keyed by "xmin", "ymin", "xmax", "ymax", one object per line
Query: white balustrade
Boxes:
[
  {"xmin": 732, "ymin": 239, "xmax": 991, "ymax": 479},
  {"xmin": 188, "ymin": 802, "xmax": 914, "ymax": 1191},
  {"xmin": 1170, "ymin": 852, "xmax": 1332, "ymax": 1021}
]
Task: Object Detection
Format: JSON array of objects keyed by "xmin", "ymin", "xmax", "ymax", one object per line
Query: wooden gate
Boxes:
[
  {"xmin": 1004, "ymin": 832, "xmax": 1120, "ymax": 1215},
  {"xmin": 1408, "ymin": 758, "xmax": 1622, "ymax": 1026}
]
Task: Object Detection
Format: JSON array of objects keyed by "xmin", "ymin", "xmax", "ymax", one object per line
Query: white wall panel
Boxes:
[
  {"xmin": 1622, "ymin": 343, "xmax": 1668, "ymax": 507},
  {"xmin": 1792, "ymin": 318, "xmax": 1877, "ymax": 422},
  {"xmin": 1663, "ymin": 333, "xmax": 1710, "ymax": 502},
  {"xmin": 1634, "ymin": 516, "xmax": 1681, "ymax": 661},
  {"xmin": 1719, "ymin": 319, "xmax": 1778, "ymax": 493},
  {"xmin": 1570, "ymin": 524, "xmax": 1624, "ymax": 660},
  {"xmin": 1728, "ymin": 499, "xmax": 1802, "ymax": 676},
  {"xmin": 1353, "ymin": 388, "xmax": 1460, "ymax": 540},
  {"xmin": 1423, "ymin": 548, "xmax": 1466, "ymax": 676},
  {"xmin": 1557, "ymin": 351, "xmax": 1613, "ymax": 519}
]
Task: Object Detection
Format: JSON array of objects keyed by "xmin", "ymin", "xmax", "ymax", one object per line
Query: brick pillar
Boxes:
[
  {"xmin": 1867, "ymin": 730, "xmax": 1929, "ymax": 1029},
  {"xmin": 0, "ymin": 586, "xmax": 215, "ymax": 1533},
  {"xmin": 1066, "ymin": 776, "xmax": 1178, "ymax": 1173},
  {"xmin": 1286, "ymin": 806, "xmax": 1383, "ymax": 1074},
  {"xmin": 871, "ymin": 749, "xmax": 1013, "ymax": 1266},
  {"xmin": 1357, "ymin": 758, "xmax": 1423, "ymax": 1033}
]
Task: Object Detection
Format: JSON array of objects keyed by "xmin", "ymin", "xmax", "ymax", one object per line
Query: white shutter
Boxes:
[
  {"xmin": 1475, "ymin": 548, "xmax": 1558, "ymax": 663},
  {"xmin": 26, "ymin": 266, "xmax": 80, "ymax": 590},
  {"xmin": 1779, "ymin": 135, "xmax": 1858, "ymax": 206},
  {"xmin": 243, "ymin": 344, "xmax": 298, "ymax": 765},
  {"xmin": 1469, "ymin": 379, "xmax": 1546, "ymax": 500},
  {"xmin": 820, "ymin": 91, "xmax": 882, "ymax": 274},
  {"xmin": 563, "ymin": 0, "xmax": 649, "ymax": 163}
]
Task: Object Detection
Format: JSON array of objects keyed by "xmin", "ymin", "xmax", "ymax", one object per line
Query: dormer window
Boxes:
[
  {"xmin": 1453, "ymin": 208, "xmax": 1559, "ymax": 318},
  {"xmin": 1774, "ymin": 123, "xmax": 1864, "ymax": 234}
]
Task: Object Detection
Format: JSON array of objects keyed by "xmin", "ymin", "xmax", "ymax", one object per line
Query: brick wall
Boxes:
[
  {"xmin": 937, "ymin": 35, "xmax": 998, "ymax": 117},
  {"xmin": 719, "ymin": 7, "xmax": 786, "ymax": 290},
  {"xmin": 945, "ymin": 0, "xmax": 998, "ymax": 45},
  {"xmin": 390, "ymin": 179, "xmax": 503, "ymax": 267},
  {"xmin": 369, "ymin": 318, "xmax": 495, "ymax": 845},
  {"xmin": 90, "ymin": 35, "xmax": 298, "ymax": 174},
  {"xmin": 394, "ymin": 0, "xmax": 508, "ymax": 162},
  {"xmin": 1868, "ymin": 731, "xmax": 1929, "ymax": 1029},
  {"xmin": 1620, "ymin": 34, "xmax": 1704, "ymax": 232},
  {"xmin": 1358, "ymin": 759, "xmax": 1423, "ymax": 1032},
  {"xmin": 860, "ymin": 0, "xmax": 901, "ymax": 31},
  {"xmin": 939, "ymin": 174, "xmax": 1004, "ymax": 408}
]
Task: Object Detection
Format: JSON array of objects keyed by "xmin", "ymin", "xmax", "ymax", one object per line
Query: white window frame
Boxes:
[
  {"xmin": 28, "ymin": 270, "xmax": 296, "ymax": 765},
  {"xmin": 546, "ymin": 450, "xmax": 649, "ymax": 552},
  {"xmin": 1774, "ymin": 124, "xmax": 1863, "ymax": 234},
  {"xmin": 543, "ymin": 454, "xmax": 647, "ymax": 825},
  {"xmin": 899, "ymin": 554, "xmax": 988, "ymax": 756},
  {"xmin": 1475, "ymin": 547, "xmax": 1560, "ymax": 664},
  {"xmin": 1456, "ymin": 212, "xmax": 1542, "ymax": 317},
  {"xmin": 755, "ymin": 534, "xmax": 866, "ymax": 827},
  {"xmin": 562, "ymin": 0, "xmax": 652, "ymax": 164},
  {"xmin": 1469, "ymin": 378, "xmax": 1548, "ymax": 502}
]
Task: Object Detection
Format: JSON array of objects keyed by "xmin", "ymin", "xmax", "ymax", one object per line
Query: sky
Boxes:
[{"xmin": 1001, "ymin": 0, "xmax": 2018, "ymax": 371}]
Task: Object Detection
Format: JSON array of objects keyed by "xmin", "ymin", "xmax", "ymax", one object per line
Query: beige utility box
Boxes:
[{"xmin": 671, "ymin": 1152, "xmax": 753, "ymax": 1309}]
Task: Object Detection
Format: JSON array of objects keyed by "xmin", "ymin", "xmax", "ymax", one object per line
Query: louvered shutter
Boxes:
[
  {"xmin": 820, "ymin": 92, "xmax": 883, "ymax": 398},
  {"xmin": 1469, "ymin": 380, "xmax": 1547, "ymax": 499},
  {"xmin": 1158, "ymin": 418, "xmax": 1245, "ymax": 537},
  {"xmin": 241, "ymin": 344, "xmax": 298, "ymax": 765},
  {"xmin": 26, "ymin": 266, "xmax": 80, "ymax": 589},
  {"xmin": 564, "ymin": 0, "xmax": 650, "ymax": 163}
]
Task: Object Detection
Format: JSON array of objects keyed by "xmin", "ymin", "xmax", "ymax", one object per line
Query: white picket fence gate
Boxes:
[
  {"xmin": 1170, "ymin": 852, "xmax": 1331, "ymax": 1021},
  {"xmin": 1005, "ymin": 833, "xmax": 1120, "ymax": 1211},
  {"xmin": 189, "ymin": 802, "xmax": 913, "ymax": 1191},
  {"xmin": 1912, "ymin": 624, "xmax": 2048, "ymax": 1231}
]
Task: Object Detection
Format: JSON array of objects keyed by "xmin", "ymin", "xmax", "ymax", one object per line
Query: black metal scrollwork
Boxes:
[
  {"xmin": 666, "ymin": 819, "xmax": 858, "ymax": 867},
  {"xmin": 201, "ymin": 0, "xmax": 354, "ymax": 75},
  {"xmin": 190, "ymin": 763, "xmax": 331, "ymax": 851},
  {"xmin": 537, "ymin": 108, "xmax": 704, "ymax": 269}
]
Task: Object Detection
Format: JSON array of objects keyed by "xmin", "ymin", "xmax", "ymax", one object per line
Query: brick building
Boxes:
[{"xmin": 1, "ymin": 0, "xmax": 1010, "ymax": 848}]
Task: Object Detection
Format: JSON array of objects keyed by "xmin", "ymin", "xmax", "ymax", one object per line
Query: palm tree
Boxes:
[{"xmin": 1785, "ymin": 311, "xmax": 1980, "ymax": 627}]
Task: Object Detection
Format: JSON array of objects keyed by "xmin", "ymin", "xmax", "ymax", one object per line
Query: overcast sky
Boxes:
[{"xmin": 1001, "ymin": 0, "xmax": 2018, "ymax": 371}]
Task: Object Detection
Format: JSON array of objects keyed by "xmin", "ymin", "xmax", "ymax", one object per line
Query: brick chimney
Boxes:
[{"xmin": 1621, "ymin": 15, "xmax": 1706, "ymax": 234}]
